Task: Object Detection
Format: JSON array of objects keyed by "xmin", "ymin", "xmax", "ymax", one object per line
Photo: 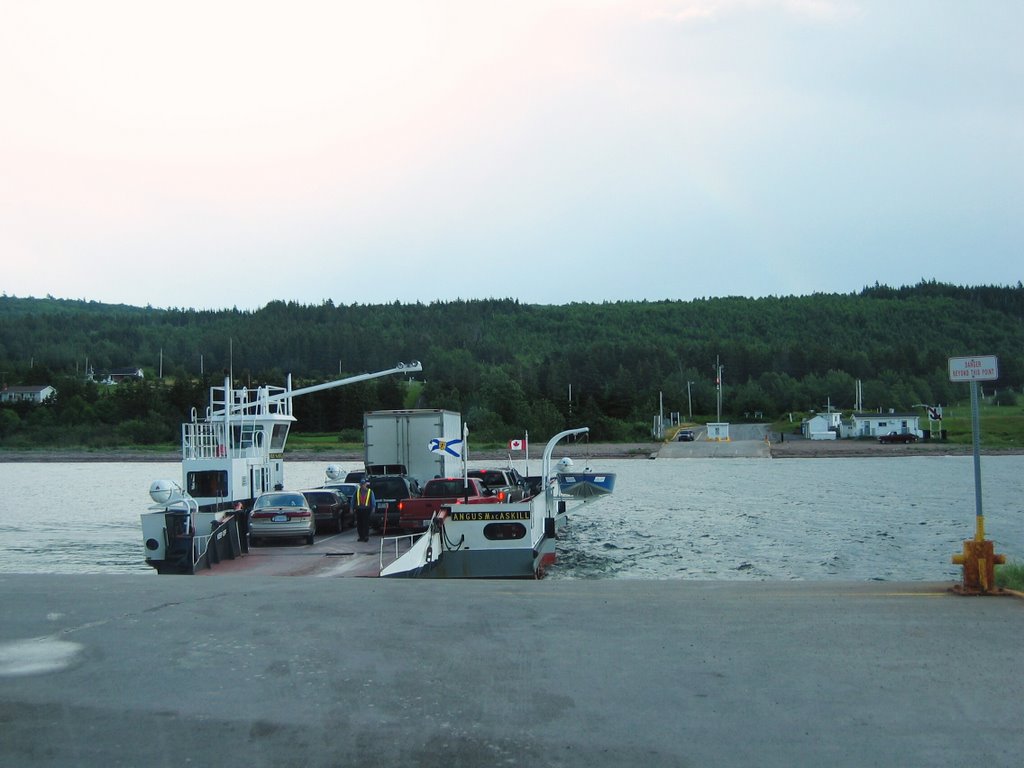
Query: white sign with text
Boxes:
[{"xmin": 948, "ymin": 355, "xmax": 999, "ymax": 382}]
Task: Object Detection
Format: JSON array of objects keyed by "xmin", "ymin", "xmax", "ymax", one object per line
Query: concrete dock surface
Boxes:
[{"xmin": 1, "ymin": 575, "xmax": 1021, "ymax": 768}]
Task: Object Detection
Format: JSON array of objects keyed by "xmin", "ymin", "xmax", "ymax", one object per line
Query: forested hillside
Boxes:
[{"xmin": 1, "ymin": 281, "xmax": 1021, "ymax": 447}]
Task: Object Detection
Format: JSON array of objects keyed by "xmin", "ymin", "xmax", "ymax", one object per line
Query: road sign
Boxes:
[{"xmin": 948, "ymin": 355, "xmax": 999, "ymax": 382}]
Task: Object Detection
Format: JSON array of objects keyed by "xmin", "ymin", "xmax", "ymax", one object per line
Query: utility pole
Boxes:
[
  {"xmin": 715, "ymin": 356, "xmax": 724, "ymax": 423},
  {"xmin": 687, "ymin": 381, "xmax": 693, "ymax": 420}
]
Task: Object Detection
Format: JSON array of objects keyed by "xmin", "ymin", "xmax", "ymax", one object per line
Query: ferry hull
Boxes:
[
  {"xmin": 384, "ymin": 535, "xmax": 556, "ymax": 579},
  {"xmin": 142, "ymin": 512, "xmax": 248, "ymax": 575}
]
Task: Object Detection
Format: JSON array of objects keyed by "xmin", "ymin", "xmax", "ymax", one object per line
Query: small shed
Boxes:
[
  {"xmin": 706, "ymin": 422, "xmax": 730, "ymax": 442},
  {"xmin": 802, "ymin": 412, "xmax": 839, "ymax": 440}
]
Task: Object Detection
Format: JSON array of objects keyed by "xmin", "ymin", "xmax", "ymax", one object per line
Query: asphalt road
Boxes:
[
  {"xmin": 2, "ymin": 575, "xmax": 1021, "ymax": 768},
  {"xmin": 660, "ymin": 422, "xmax": 771, "ymax": 458}
]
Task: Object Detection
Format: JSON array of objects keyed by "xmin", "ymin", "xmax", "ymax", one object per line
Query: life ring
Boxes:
[{"xmin": 216, "ymin": 444, "xmax": 226, "ymax": 457}]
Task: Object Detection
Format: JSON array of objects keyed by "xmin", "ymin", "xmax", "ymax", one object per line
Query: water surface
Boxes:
[{"xmin": 1, "ymin": 456, "xmax": 1021, "ymax": 580}]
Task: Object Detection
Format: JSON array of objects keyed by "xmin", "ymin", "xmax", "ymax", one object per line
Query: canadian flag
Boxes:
[{"xmin": 508, "ymin": 439, "xmax": 524, "ymax": 451}]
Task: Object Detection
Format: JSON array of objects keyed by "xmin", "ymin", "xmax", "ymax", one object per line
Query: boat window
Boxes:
[
  {"xmin": 231, "ymin": 424, "xmax": 263, "ymax": 448},
  {"xmin": 187, "ymin": 470, "xmax": 228, "ymax": 498},
  {"xmin": 483, "ymin": 523, "xmax": 527, "ymax": 540},
  {"xmin": 270, "ymin": 424, "xmax": 289, "ymax": 451}
]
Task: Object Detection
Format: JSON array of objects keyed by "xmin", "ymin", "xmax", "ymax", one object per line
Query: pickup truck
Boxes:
[
  {"xmin": 878, "ymin": 431, "xmax": 919, "ymax": 444},
  {"xmin": 367, "ymin": 475, "xmax": 421, "ymax": 532},
  {"xmin": 467, "ymin": 468, "xmax": 530, "ymax": 502},
  {"xmin": 397, "ymin": 477, "xmax": 494, "ymax": 532}
]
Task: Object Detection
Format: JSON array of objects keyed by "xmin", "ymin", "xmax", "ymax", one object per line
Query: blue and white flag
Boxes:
[{"xmin": 428, "ymin": 437, "xmax": 463, "ymax": 458}]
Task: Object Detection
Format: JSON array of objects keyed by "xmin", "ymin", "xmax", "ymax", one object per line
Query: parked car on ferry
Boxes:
[
  {"xmin": 467, "ymin": 468, "xmax": 529, "ymax": 502},
  {"xmin": 249, "ymin": 491, "xmax": 315, "ymax": 546},
  {"xmin": 367, "ymin": 475, "xmax": 421, "ymax": 533},
  {"xmin": 323, "ymin": 482, "xmax": 359, "ymax": 516},
  {"xmin": 302, "ymin": 488, "xmax": 352, "ymax": 534},
  {"xmin": 398, "ymin": 477, "xmax": 494, "ymax": 533}
]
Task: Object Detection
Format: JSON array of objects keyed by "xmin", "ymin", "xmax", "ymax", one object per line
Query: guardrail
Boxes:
[{"xmin": 379, "ymin": 533, "xmax": 420, "ymax": 572}]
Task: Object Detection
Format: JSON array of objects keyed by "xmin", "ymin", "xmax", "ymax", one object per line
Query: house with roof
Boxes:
[
  {"xmin": 0, "ymin": 385, "xmax": 57, "ymax": 404},
  {"xmin": 87, "ymin": 366, "xmax": 145, "ymax": 385},
  {"xmin": 841, "ymin": 411, "xmax": 922, "ymax": 439}
]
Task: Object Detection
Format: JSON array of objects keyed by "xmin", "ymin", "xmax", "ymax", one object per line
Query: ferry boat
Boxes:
[
  {"xmin": 379, "ymin": 427, "xmax": 613, "ymax": 579},
  {"xmin": 140, "ymin": 362, "xmax": 421, "ymax": 574}
]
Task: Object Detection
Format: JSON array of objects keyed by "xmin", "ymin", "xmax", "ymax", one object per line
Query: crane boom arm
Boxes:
[{"xmin": 213, "ymin": 361, "xmax": 422, "ymax": 417}]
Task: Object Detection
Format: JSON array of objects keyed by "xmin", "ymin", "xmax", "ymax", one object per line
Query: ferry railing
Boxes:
[
  {"xmin": 192, "ymin": 532, "xmax": 213, "ymax": 571},
  {"xmin": 190, "ymin": 516, "xmax": 245, "ymax": 572},
  {"xmin": 182, "ymin": 422, "xmax": 224, "ymax": 459},
  {"xmin": 379, "ymin": 533, "xmax": 420, "ymax": 571}
]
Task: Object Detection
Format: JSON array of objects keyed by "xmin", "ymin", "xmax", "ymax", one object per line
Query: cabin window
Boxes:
[
  {"xmin": 270, "ymin": 424, "xmax": 289, "ymax": 451},
  {"xmin": 231, "ymin": 424, "xmax": 264, "ymax": 449},
  {"xmin": 187, "ymin": 470, "xmax": 228, "ymax": 498},
  {"xmin": 483, "ymin": 523, "xmax": 527, "ymax": 540}
]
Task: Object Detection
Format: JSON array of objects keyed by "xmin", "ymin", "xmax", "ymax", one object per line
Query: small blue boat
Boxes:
[{"xmin": 557, "ymin": 471, "xmax": 616, "ymax": 499}]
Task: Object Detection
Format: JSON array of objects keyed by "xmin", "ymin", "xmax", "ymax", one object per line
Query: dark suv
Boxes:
[
  {"xmin": 368, "ymin": 475, "xmax": 421, "ymax": 532},
  {"xmin": 302, "ymin": 489, "xmax": 352, "ymax": 534}
]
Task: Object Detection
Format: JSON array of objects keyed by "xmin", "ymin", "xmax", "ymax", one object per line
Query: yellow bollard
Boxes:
[{"xmin": 951, "ymin": 525, "xmax": 1007, "ymax": 595}]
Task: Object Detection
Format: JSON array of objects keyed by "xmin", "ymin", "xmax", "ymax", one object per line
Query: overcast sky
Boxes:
[{"xmin": 2, "ymin": 1, "xmax": 1020, "ymax": 311}]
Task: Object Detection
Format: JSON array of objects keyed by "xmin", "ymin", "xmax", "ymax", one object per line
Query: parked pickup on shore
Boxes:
[
  {"xmin": 878, "ymin": 431, "xmax": 919, "ymax": 444},
  {"xmin": 397, "ymin": 477, "xmax": 495, "ymax": 532}
]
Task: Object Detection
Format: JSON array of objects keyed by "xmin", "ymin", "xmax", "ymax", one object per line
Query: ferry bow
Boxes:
[{"xmin": 380, "ymin": 427, "xmax": 614, "ymax": 579}]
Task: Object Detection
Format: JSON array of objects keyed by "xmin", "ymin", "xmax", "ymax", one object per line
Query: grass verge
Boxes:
[{"xmin": 996, "ymin": 560, "xmax": 1024, "ymax": 591}]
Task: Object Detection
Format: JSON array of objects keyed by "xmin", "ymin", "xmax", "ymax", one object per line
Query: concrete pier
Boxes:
[{"xmin": 2, "ymin": 575, "xmax": 1022, "ymax": 767}]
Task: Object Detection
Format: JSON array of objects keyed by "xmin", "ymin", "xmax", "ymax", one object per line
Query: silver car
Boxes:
[{"xmin": 249, "ymin": 491, "xmax": 315, "ymax": 546}]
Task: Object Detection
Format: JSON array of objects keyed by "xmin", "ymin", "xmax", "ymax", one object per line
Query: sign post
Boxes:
[{"xmin": 947, "ymin": 356, "xmax": 1005, "ymax": 594}]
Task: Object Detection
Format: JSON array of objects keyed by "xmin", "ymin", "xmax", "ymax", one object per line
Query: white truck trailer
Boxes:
[{"xmin": 363, "ymin": 409, "xmax": 464, "ymax": 487}]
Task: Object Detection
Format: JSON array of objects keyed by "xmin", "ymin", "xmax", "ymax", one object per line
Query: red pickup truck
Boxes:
[
  {"xmin": 878, "ymin": 431, "xmax": 919, "ymax": 444},
  {"xmin": 397, "ymin": 477, "xmax": 494, "ymax": 532}
]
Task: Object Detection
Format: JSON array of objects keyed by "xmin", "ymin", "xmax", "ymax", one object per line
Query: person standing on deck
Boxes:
[{"xmin": 354, "ymin": 480, "xmax": 375, "ymax": 542}]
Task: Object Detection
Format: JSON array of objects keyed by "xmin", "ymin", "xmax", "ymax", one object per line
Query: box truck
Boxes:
[{"xmin": 363, "ymin": 409, "xmax": 463, "ymax": 487}]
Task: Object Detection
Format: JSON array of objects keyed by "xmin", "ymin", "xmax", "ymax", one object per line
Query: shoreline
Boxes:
[
  {"xmin": 767, "ymin": 439, "xmax": 1023, "ymax": 458},
  {"xmin": 0, "ymin": 443, "xmax": 661, "ymax": 463},
  {"xmin": 1, "ymin": 440, "xmax": 1021, "ymax": 463}
]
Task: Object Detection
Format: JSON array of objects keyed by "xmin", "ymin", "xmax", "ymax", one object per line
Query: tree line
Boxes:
[{"xmin": 1, "ymin": 280, "xmax": 1021, "ymax": 447}]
